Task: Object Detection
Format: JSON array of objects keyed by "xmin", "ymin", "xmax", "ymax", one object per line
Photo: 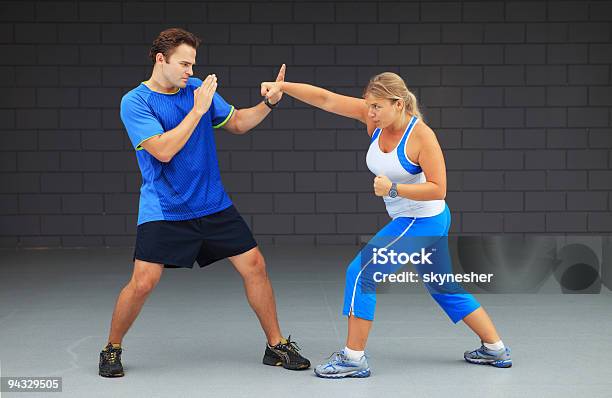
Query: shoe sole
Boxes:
[
  {"xmin": 263, "ymin": 355, "xmax": 310, "ymax": 371},
  {"xmin": 464, "ymin": 356, "xmax": 512, "ymax": 368},
  {"xmin": 99, "ymin": 371, "xmax": 124, "ymax": 377},
  {"xmin": 314, "ymin": 368, "xmax": 371, "ymax": 378}
]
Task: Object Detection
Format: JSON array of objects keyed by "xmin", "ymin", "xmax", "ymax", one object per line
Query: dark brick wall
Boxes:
[{"xmin": 0, "ymin": 1, "xmax": 611, "ymax": 247}]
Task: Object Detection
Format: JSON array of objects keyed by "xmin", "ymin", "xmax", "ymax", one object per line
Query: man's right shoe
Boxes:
[{"xmin": 99, "ymin": 342, "xmax": 124, "ymax": 377}]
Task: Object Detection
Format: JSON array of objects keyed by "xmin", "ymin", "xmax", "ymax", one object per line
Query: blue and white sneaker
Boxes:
[
  {"xmin": 464, "ymin": 344, "xmax": 512, "ymax": 368},
  {"xmin": 314, "ymin": 350, "xmax": 371, "ymax": 378}
]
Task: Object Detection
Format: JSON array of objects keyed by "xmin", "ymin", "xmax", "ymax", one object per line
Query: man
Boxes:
[{"xmin": 99, "ymin": 28, "xmax": 310, "ymax": 378}]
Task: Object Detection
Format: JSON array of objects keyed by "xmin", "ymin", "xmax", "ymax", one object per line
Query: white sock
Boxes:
[
  {"xmin": 483, "ymin": 340, "xmax": 505, "ymax": 351},
  {"xmin": 343, "ymin": 346, "xmax": 364, "ymax": 361}
]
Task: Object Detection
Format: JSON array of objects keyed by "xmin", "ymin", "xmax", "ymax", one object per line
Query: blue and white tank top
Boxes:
[{"xmin": 365, "ymin": 115, "xmax": 446, "ymax": 219}]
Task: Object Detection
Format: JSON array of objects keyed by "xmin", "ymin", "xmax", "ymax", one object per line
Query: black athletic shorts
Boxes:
[{"xmin": 133, "ymin": 205, "xmax": 257, "ymax": 269}]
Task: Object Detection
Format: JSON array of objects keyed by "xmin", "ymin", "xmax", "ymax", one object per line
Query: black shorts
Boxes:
[{"xmin": 133, "ymin": 205, "xmax": 257, "ymax": 269}]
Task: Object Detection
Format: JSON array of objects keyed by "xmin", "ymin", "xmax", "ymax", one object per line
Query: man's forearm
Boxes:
[
  {"xmin": 148, "ymin": 109, "xmax": 203, "ymax": 161},
  {"xmin": 231, "ymin": 102, "xmax": 272, "ymax": 134}
]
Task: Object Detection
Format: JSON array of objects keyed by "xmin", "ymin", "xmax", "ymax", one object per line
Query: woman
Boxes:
[{"xmin": 261, "ymin": 71, "xmax": 512, "ymax": 378}]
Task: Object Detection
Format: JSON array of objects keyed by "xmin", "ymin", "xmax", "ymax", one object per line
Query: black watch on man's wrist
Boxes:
[{"xmin": 264, "ymin": 97, "xmax": 277, "ymax": 110}]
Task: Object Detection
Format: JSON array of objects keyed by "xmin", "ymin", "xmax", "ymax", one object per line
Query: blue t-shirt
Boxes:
[{"xmin": 120, "ymin": 77, "xmax": 235, "ymax": 225}]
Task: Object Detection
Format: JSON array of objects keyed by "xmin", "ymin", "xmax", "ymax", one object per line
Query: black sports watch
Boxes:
[
  {"xmin": 389, "ymin": 182, "xmax": 398, "ymax": 198},
  {"xmin": 264, "ymin": 97, "xmax": 277, "ymax": 109}
]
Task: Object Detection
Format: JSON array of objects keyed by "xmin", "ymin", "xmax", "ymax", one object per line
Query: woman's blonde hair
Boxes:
[{"xmin": 363, "ymin": 72, "xmax": 423, "ymax": 122}]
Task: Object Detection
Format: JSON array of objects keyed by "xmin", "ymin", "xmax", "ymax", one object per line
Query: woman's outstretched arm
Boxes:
[{"xmin": 261, "ymin": 81, "xmax": 369, "ymax": 125}]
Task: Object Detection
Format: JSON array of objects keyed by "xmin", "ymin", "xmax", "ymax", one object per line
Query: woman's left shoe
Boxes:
[{"xmin": 464, "ymin": 345, "xmax": 512, "ymax": 368}]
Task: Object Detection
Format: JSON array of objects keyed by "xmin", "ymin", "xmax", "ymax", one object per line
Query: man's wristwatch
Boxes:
[
  {"xmin": 388, "ymin": 183, "xmax": 398, "ymax": 198},
  {"xmin": 264, "ymin": 97, "xmax": 277, "ymax": 110}
]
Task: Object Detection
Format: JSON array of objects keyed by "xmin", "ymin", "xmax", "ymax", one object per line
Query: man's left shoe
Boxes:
[
  {"xmin": 262, "ymin": 335, "xmax": 311, "ymax": 370},
  {"xmin": 464, "ymin": 344, "xmax": 512, "ymax": 368}
]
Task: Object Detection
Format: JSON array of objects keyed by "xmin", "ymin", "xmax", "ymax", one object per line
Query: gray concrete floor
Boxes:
[{"xmin": 0, "ymin": 246, "xmax": 611, "ymax": 398}]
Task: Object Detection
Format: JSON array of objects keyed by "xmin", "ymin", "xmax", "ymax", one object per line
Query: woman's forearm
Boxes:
[{"xmin": 397, "ymin": 182, "xmax": 446, "ymax": 201}]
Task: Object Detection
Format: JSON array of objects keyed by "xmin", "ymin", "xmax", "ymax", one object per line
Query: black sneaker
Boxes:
[
  {"xmin": 262, "ymin": 335, "xmax": 311, "ymax": 370},
  {"xmin": 99, "ymin": 343, "xmax": 124, "ymax": 377}
]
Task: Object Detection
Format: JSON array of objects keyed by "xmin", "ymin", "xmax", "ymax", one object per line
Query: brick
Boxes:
[
  {"xmin": 484, "ymin": 192, "xmax": 523, "ymax": 211},
  {"xmin": 337, "ymin": 46, "xmax": 377, "ymax": 65},
  {"xmin": 505, "ymin": 129, "xmax": 545, "ymax": 149},
  {"xmin": 484, "ymin": 23, "xmax": 524, "ymax": 43},
  {"xmin": 296, "ymin": 130, "xmax": 336, "ymax": 150},
  {"xmin": 187, "ymin": 24, "xmax": 229, "ymax": 45},
  {"xmin": 62, "ymin": 236, "xmax": 104, "ymax": 247},
  {"xmin": 41, "ymin": 215, "xmax": 81, "ymax": 234},
  {"xmin": 0, "ymin": 2, "xmax": 34, "ymax": 22},
  {"xmin": 80, "ymin": 45, "xmax": 123, "ymax": 66},
  {"xmin": 446, "ymin": 191, "xmax": 482, "ymax": 211},
  {"xmin": 103, "ymin": 152, "xmax": 138, "ymax": 172},
  {"xmin": 526, "ymin": 23, "xmax": 568, "ymax": 43},
  {"xmin": 443, "ymin": 24, "xmax": 483, "ymax": 44},
  {"xmin": 462, "ymin": 213, "xmax": 503, "ymax": 233},
  {"xmin": 315, "ymin": 66, "xmax": 357, "ymax": 87},
  {"xmin": 253, "ymin": 172, "xmax": 293, "ymax": 192},
  {"xmin": 37, "ymin": 88, "xmax": 79, "ymax": 108},
  {"xmin": 162, "ymin": 3, "xmax": 205, "ymax": 23},
  {"xmin": 461, "ymin": 87, "xmax": 503, "ymax": 107},
  {"xmin": 19, "ymin": 194, "xmax": 61, "ymax": 214},
  {"xmin": 336, "ymin": 3, "xmax": 377, "ymax": 23},
  {"xmin": 84, "ymin": 173, "xmax": 124, "ymax": 193},
  {"xmin": 19, "ymin": 236, "xmax": 61, "ymax": 247},
  {"xmin": 588, "ymin": 213, "xmax": 612, "ymax": 232},
  {"xmin": 273, "ymin": 152, "xmax": 314, "ymax": 171},
  {"xmin": 421, "ymin": 45, "xmax": 461, "ymax": 65},
  {"xmin": 78, "ymin": 2, "xmax": 121, "ymax": 23},
  {"xmin": 589, "ymin": 87, "xmax": 612, "ymax": 106},
  {"xmin": 0, "ymin": 173, "xmax": 39, "ymax": 193},
  {"xmin": 316, "ymin": 193, "xmax": 356, "ymax": 213},
  {"xmin": 338, "ymin": 214, "xmax": 379, "ymax": 233},
  {"xmin": 445, "ymin": 150, "xmax": 482, "ymax": 170},
  {"xmin": 315, "ymin": 24, "xmax": 356, "ymax": 44},
  {"xmin": 589, "ymin": 171, "xmax": 612, "ymax": 190},
  {"xmin": 294, "ymin": 214, "xmax": 334, "ymax": 233},
  {"xmin": 18, "ymin": 152, "xmax": 60, "ymax": 172},
  {"xmin": 58, "ymin": 23, "xmax": 100, "ymax": 44},
  {"xmin": 84, "ymin": 215, "xmax": 125, "ymax": 235},
  {"xmin": 379, "ymin": 3, "xmax": 420, "ymax": 23},
  {"xmin": 505, "ymin": 87, "xmax": 546, "ymax": 106},
  {"xmin": 443, "ymin": 66, "xmax": 483, "ymax": 85},
  {"xmin": 506, "ymin": 2, "xmax": 546, "ymax": 22},
  {"xmin": 484, "ymin": 109, "xmax": 524, "ymax": 128},
  {"xmin": 400, "ymin": 24, "xmax": 441, "ymax": 44},
  {"xmin": 273, "ymin": 24, "xmax": 313, "ymax": 44},
  {"xmin": 251, "ymin": 46, "xmax": 292, "ymax": 67},
  {"xmin": 315, "ymin": 152, "xmax": 356, "ymax": 171},
  {"xmin": 357, "ymin": 192, "xmax": 386, "ymax": 212},
  {"xmin": 0, "ymin": 45, "xmax": 36, "ymax": 65},
  {"xmin": 526, "ymin": 108, "xmax": 567, "ymax": 128},
  {"xmin": 463, "ymin": 129, "xmax": 503, "ymax": 148},
  {"xmin": 548, "ymin": 44, "xmax": 588, "ymax": 64},
  {"xmin": 463, "ymin": 2, "xmax": 504, "ymax": 22},
  {"xmin": 230, "ymin": 193, "xmax": 273, "ymax": 213},
  {"xmin": 379, "ymin": 45, "xmax": 419, "ymax": 65},
  {"xmin": 0, "ymin": 88, "xmax": 35, "ymax": 107},
  {"xmin": 505, "ymin": 44, "xmax": 546, "ymax": 64},
  {"xmin": 546, "ymin": 212, "xmax": 587, "ymax": 232},
  {"xmin": 504, "ymin": 213, "xmax": 545, "ymax": 232},
  {"xmin": 295, "ymin": 172, "xmax": 335, "ymax": 192},
  {"xmin": 547, "ymin": 170, "xmax": 587, "ymax": 190},
  {"xmin": 441, "ymin": 108, "xmax": 481, "ymax": 128},
  {"xmin": 208, "ymin": 45, "xmax": 250, "ymax": 65},
  {"xmin": 461, "ymin": 171, "xmax": 504, "ymax": 191},
  {"xmin": 253, "ymin": 214, "xmax": 293, "ymax": 234},
  {"xmin": 526, "ymin": 191, "xmax": 566, "ymax": 211},
  {"xmin": 547, "ymin": 129, "xmax": 588, "ymax": 148},
  {"xmin": 0, "ymin": 215, "xmax": 40, "ymax": 235},
  {"xmin": 505, "ymin": 171, "xmax": 545, "ymax": 190},
  {"xmin": 315, "ymin": 109, "xmax": 358, "ymax": 129},
  {"xmin": 568, "ymin": 108, "xmax": 609, "ymax": 128},
  {"xmin": 221, "ymin": 172, "xmax": 252, "ymax": 193},
  {"xmin": 484, "ymin": 66, "xmax": 524, "ymax": 85},
  {"xmin": 0, "ymin": 195, "xmax": 18, "ymax": 215},
  {"xmin": 421, "ymin": 2, "xmax": 461, "ymax": 22},
  {"xmin": 567, "ymin": 150, "xmax": 608, "ymax": 169},
  {"xmin": 62, "ymin": 194, "xmax": 103, "ymax": 214},
  {"xmin": 483, "ymin": 150, "xmax": 524, "ymax": 169},
  {"xmin": 589, "ymin": 44, "xmax": 612, "ymax": 64},
  {"xmin": 569, "ymin": 23, "xmax": 610, "ymax": 43},
  {"xmin": 59, "ymin": 66, "xmax": 102, "ymax": 87},
  {"xmin": 462, "ymin": 44, "xmax": 503, "ymax": 65},
  {"xmin": 526, "ymin": 66, "xmax": 566, "ymax": 85},
  {"xmin": 16, "ymin": 109, "xmax": 58, "ymax": 129},
  {"xmin": 232, "ymin": 152, "xmax": 273, "ymax": 171},
  {"xmin": 547, "ymin": 87, "xmax": 587, "ymax": 106},
  {"xmin": 568, "ymin": 192, "xmax": 608, "ymax": 211},
  {"xmin": 436, "ymin": 129, "xmax": 462, "ymax": 149},
  {"xmin": 294, "ymin": 3, "xmax": 334, "ymax": 23},
  {"xmin": 421, "ymin": 87, "xmax": 460, "ymax": 107},
  {"xmin": 589, "ymin": 2, "xmax": 612, "ymax": 21},
  {"xmin": 15, "ymin": 23, "xmax": 56, "ymax": 43},
  {"xmin": 548, "ymin": 1, "xmax": 588, "ymax": 22},
  {"xmin": 525, "ymin": 150, "xmax": 566, "ymax": 169},
  {"xmin": 589, "ymin": 129, "xmax": 612, "ymax": 148},
  {"xmin": 274, "ymin": 193, "xmax": 314, "ymax": 214},
  {"xmin": 230, "ymin": 24, "xmax": 271, "ymax": 44},
  {"xmin": 337, "ymin": 171, "xmax": 373, "ymax": 192}
]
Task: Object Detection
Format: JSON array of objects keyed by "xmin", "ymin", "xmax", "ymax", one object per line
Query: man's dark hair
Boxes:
[{"xmin": 149, "ymin": 28, "xmax": 201, "ymax": 64}]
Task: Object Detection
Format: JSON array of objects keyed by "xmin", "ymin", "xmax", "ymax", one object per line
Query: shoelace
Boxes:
[
  {"xmin": 103, "ymin": 347, "xmax": 122, "ymax": 364},
  {"xmin": 279, "ymin": 336, "xmax": 302, "ymax": 354}
]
